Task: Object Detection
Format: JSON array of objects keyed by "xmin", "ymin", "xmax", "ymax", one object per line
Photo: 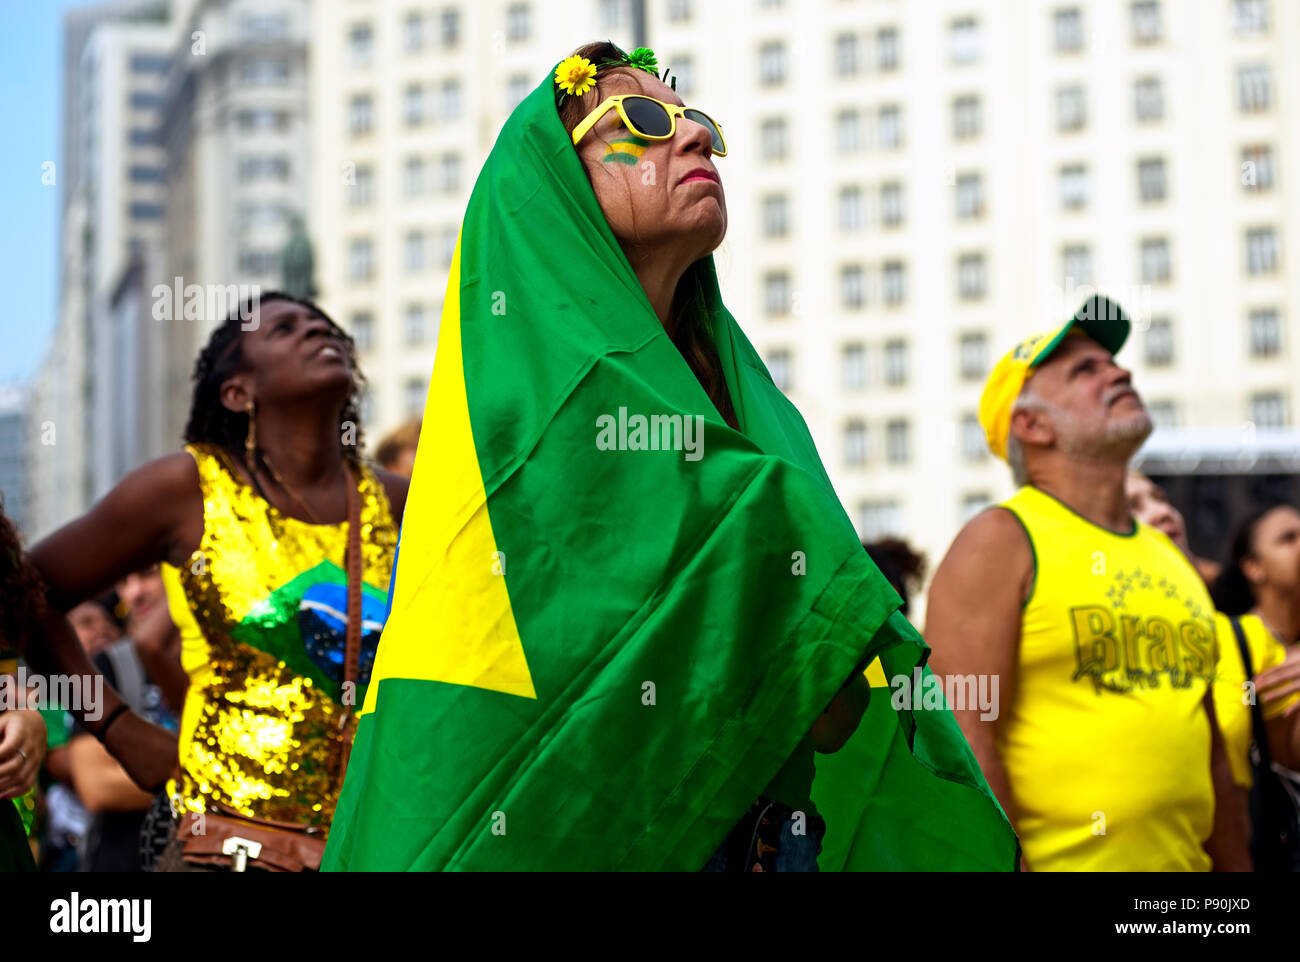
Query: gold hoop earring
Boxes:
[{"xmin": 245, "ymin": 400, "xmax": 257, "ymax": 464}]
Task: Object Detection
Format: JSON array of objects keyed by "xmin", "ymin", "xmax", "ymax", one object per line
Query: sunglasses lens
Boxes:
[
  {"xmin": 623, "ymin": 97, "xmax": 673, "ymax": 138},
  {"xmin": 684, "ymin": 109, "xmax": 726, "ymax": 154}
]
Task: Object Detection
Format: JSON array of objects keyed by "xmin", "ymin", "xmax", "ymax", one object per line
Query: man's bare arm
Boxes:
[{"xmin": 925, "ymin": 508, "xmax": 1032, "ymax": 864}]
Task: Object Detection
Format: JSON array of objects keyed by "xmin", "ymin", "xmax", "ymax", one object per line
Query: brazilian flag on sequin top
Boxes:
[{"xmin": 322, "ymin": 69, "xmax": 1018, "ymax": 871}]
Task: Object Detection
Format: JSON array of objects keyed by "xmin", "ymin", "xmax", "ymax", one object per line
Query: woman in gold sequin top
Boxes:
[{"xmin": 28, "ymin": 292, "xmax": 408, "ymax": 868}]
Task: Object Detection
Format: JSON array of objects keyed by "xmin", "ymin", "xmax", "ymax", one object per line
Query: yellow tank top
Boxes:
[
  {"xmin": 160, "ymin": 443, "xmax": 398, "ymax": 827},
  {"xmin": 1212, "ymin": 613, "xmax": 1295, "ymax": 790},
  {"xmin": 999, "ymin": 485, "xmax": 1218, "ymax": 871}
]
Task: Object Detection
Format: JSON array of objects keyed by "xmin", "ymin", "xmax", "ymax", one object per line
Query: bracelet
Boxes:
[{"xmin": 94, "ymin": 704, "xmax": 130, "ymax": 742}]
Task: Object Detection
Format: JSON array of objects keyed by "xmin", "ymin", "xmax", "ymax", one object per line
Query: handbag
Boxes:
[
  {"xmin": 175, "ymin": 463, "xmax": 365, "ymax": 872},
  {"xmin": 1229, "ymin": 616, "xmax": 1300, "ymax": 872}
]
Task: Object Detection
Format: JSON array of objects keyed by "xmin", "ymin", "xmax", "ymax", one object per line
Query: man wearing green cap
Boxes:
[{"xmin": 925, "ymin": 295, "xmax": 1249, "ymax": 871}]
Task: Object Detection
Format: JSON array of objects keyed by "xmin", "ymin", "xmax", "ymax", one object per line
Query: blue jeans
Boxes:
[{"xmin": 702, "ymin": 799, "xmax": 825, "ymax": 872}]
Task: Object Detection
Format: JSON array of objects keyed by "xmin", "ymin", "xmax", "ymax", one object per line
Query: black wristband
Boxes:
[{"xmin": 94, "ymin": 703, "xmax": 130, "ymax": 742}]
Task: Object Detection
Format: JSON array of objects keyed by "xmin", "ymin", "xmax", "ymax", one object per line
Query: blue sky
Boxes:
[{"xmin": 0, "ymin": 0, "xmax": 85, "ymax": 385}]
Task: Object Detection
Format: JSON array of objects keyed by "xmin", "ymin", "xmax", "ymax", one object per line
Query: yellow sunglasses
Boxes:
[{"xmin": 571, "ymin": 95, "xmax": 728, "ymax": 157}]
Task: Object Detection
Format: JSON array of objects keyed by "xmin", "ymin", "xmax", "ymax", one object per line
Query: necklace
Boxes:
[{"xmin": 259, "ymin": 452, "xmax": 346, "ymax": 525}]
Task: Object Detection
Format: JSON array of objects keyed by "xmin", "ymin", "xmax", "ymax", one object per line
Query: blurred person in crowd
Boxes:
[
  {"xmin": 67, "ymin": 568, "xmax": 182, "ymax": 872},
  {"xmin": 66, "ymin": 595, "xmax": 122, "ymax": 660},
  {"xmin": 1129, "ymin": 486, "xmax": 1300, "ymax": 867},
  {"xmin": 864, "ymin": 538, "xmax": 926, "ymax": 617},
  {"xmin": 375, "ymin": 418, "xmax": 422, "ymax": 478},
  {"xmin": 1125, "ymin": 471, "xmax": 1221, "ymax": 585},
  {"xmin": 926, "ymin": 295, "xmax": 1250, "ymax": 871},
  {"xmin": 27, "ymin": 291, "xmax": 407, "ymax": 873},
  {"xmin": 0, "ymin": 503, "xmax": 50, "ymax": 871}
]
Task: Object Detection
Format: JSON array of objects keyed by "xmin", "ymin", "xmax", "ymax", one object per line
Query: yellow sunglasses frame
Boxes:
[{"xmin": 570, "ymin": 95, "xmax": 728, "ymax": 157}]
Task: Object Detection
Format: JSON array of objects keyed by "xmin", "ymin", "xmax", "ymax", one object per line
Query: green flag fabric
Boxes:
[{"xmin": 322, "ymin": 69, "xmax": 1017, "ymax": 871}]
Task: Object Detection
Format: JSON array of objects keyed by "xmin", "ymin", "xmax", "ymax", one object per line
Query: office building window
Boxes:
[
  {"xmin": 441, "ymin": 80, "xmax": 462, "ymax": 121},
  {"xmin": 842, "ymin": 343, "xmax": 867, "ymax": 390},
  {"xmin": 403, "ymin": 156, "xmax": 426, "ymax": 196},
  {"xmin": 237, "ymin": 155, "xmax": 289, "ymax": 181},
  {"xmin": 129, "ymin": 91, "xmax": 162, "ymax": 110},
  {"xmin": 1054, "ymin": 7, "xmax": 1083, "ymax": 52},
  {"xmin": 350, "ymin": 312, "xmax": 374, "ymax": 351},
  {"xmin": 1141, "ymin": 237, "xmax": 1172, "ymax": 283},
  {"xmin": 876, "ymin": 27, "xmax": 899, "ymax": 71},
  {"xmin": 672, "ymin": 55, "xmax": 695, "ymax": 96},
  {"xmin": 668, "ymin": 0, "xmax": 692, "ymax": 22},
  {"xmin": 1060, "ymin": 163, "xmax": 1088, "ymax": 209},
  {"xmin": 953, "ymin": 94, "xmax": 981, "ymax": 139},
  {"xmin": 599, "ymin": 0, "xmax": 628, "ymax": 28},
  {"xmin": 883, "ymin": 340, "xmax": 908, "ymax": 387},
  {"xmin": 1233, "ymin": 0, "xmax": 1270, "ymax": 35},
  {"xmin": 1145, "ymin": 317, "xmax": 1174, "ymax": 365},
  {"xmin": 961, "ymin": 414, "xmax": 987, "ymax": 462},
  {"xmin": 349, "ymin": 164, "xmax": 374, "ymax": 206},
  {"xmin": 348, "ymin": 238, "xmax": 374, "ymax": 281},
  {"xmin": 762, "ymin": 194, "xmax": 789, "ymax": 237},
  {"xmin": 1131, "ymin": 1, "xmax": 1162, "ymax": 44},
  {"xmin": 236, "ymin": 108, "xmax": 289, "ymax": 131},
  {"xmin": 506, "ymin": 3, "xmax": 531, "ymax": 42},
  {"xmin": 129, "ymin": 53, "xmax": 169, "ymax": 74},
  {"xmin": 1137, "ymin": 156, "xmax": 1167, "ymax": 203},
  {"xmin": 128, "ymin": 165, "xmax": 165, "ymax": 183},
  {"xmin": 1134, "ymin": 76, "xmax": 1164, "ymax": 122},
  {"xmin": 1237, "ymin": 64, "xmax": 1272, "ymax": 113},
  {"xmin": 348, "ymin": 24, "xmax": 373, "ymax": 68},
  {"xmin": 859, "ymin": 501, "xmax": 903, "ymax": 541},
  {"xmin": 950, "ymin": 17, "xmax": 980, "ymax": 64},
  {"xmin": 129, "ymin": 202, "xmax": 164, "ymax": 220},
  {"xmin": 1250, "ymin": 392, "xmax": 1287, "ymax": 428},
  {"xmin": 840, "ymin": 265, "xmax": 865, "ymax": 309},
  {"xmin": 506, "ymin": 74, "xmax": 531, "ymax": 110},
  {"xmin": 877, "ymin": 105, "xmax": 902, "ymax": 149},
  {"xmin": 405, "ymin": 304, "xmax": 427, "ymax": 345},
  {"xmin": 349, "ymin": 94, "xmax": 374, "ymax": 136},
  {"xmin": 764, "ymin": 272, "xmax": 791, "ymax": 316},
  {"xmin": 128, "ymin": 128, "xmax": 161, "ymax": 146},
  {"xmin": 835, "ymin": 109, "xmax": 862, "ymax": 154},
  {"xmin": 957, "ymin": 253, "xmax": 987, "ymax": 300},
  {"xmin": 959, "ymin": 332, "xmax": 989, "ymax": 380},
  {"xmin": 955, "ymin": 172, "xmax": 984, "ymax": 220},
  {"xmin": 885, "ymin": 418, "xmax": 911, "ymax": 464},
  {"xmin": 834, "ymin": 33, "xmax": 860, "ymax": 77},
  {"xmin": 880, "ymin": 181, "xmax": 904, "ymax": 227},
  {"xmin": 404, "ymin": 378, "xmax": 428, "ymax": 419},
  {"xmin": 404, "ymin": 84, "xmax": 426, "ymax": 126},
  {"xmin": 440, "ymin": 8, "xmax": 461, "ymax": 46},
  {"xmin": 1056, "ymin": 85, "xmax": 1086, "ymax": 131},
  {"xmin": 1245, "ymin": 227, "xmax": 1279, "ymax": 274},
  {"xmin": 961, "ymin": 493, "xmax": 993, "ymax": 522},
  {"xmin": 441, "ymin": 227, "xmax": 458, "ymax": 266},
  {"xmin": 759, "ymin": 42, "xmax": 787, "ymax": 85},
  {"xmin": 837, "ymin": 186, "xmax": 863, "ymax": 232},
  {"xmin": 844, "ymin": 421, "xmax": 868, "ymax": 467},
  {"xmin": 404, "ymin": 231, "xmax": 427, "ymax": 272},
  {"xmin": 1249, "ymin": 308, "xmax": 1281, "ymax": 358},
  {"xmin": 404, "ymin": 12, "xmax": 425, "ymax": 51},
  {"xmin": 1242, "ymin": 145, "xmax": 1275, "ymax": 191},
  {"xmin": 766, "ymin": 348, "xmax": 793, "ymax": 392},
  {"xmin": 440, "ymin": 152, "xmax": 462, "ymax": 193},
  {"xmin": 1147, "ymin": 400, "xmax": 1179, "ymax": 429},
  {"xmin": 883, "ymin": 261, "xmax": 906, "ymax": 306},
  {"xmin": 241, "ymin": 59, "xmax": 290, "ymax": 86},
  {"xmin": 1063, "ymin": 244, "xmax": 1091, "ymax": 286},
  {"xmin": 760, "ymin": 117, "xmax": 789, "ymax": 160}
]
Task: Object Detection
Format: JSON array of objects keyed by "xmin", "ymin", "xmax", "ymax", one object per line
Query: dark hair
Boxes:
[
  {"xmin": 864, "ymin": 538, "xmax": 928, "ymax": 616},
  {"xmin": 0, "ymin": 499, "xmax": 48, "ymax": 655},
  {"xmin": 182, "ymin": 291, "xmax": 365, "ymax": 465},
  {"xmin": 557, "ymin": 42, "xmax": 738, "ymax": 430},
  {"xmin": 1210, "ymin": 502, "xmax": 1294, "ymax": 616}
]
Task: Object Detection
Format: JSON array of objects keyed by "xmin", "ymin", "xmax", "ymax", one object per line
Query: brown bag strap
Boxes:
[{"xmin": 340, "ymin": 462, "xmax": 363, "ymax": 773}]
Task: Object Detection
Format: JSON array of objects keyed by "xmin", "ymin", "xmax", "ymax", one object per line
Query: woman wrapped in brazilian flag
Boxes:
[{"xmin": 324, "ymin": 42, "xmax": 1018, "ymax": 872}]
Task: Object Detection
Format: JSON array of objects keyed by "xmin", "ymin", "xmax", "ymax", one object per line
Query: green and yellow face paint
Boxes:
[{"xmin": 602, "ymin": 136, "xmax": 650, "ymax": 166}]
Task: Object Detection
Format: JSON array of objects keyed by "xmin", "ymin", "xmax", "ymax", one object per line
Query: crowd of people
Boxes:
[{"xmin": 2, "ymin": 40, "xmax": 1298, "ymax": 872}]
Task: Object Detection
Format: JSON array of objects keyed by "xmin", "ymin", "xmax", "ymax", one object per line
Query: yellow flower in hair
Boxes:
[{"xmin": 555, "ymin": 55, "xmax": 598, "ymax": 96}]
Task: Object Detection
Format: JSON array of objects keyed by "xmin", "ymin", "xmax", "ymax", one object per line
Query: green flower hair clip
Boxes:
[{"xmin": 623, "ymin": 47, "xmax": 659, "ymax": 75}]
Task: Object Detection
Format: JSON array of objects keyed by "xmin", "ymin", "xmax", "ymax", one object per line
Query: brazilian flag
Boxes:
[{"xmin": 323, "ymin": 69, "xmax": 1017, "ymax": 871}]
